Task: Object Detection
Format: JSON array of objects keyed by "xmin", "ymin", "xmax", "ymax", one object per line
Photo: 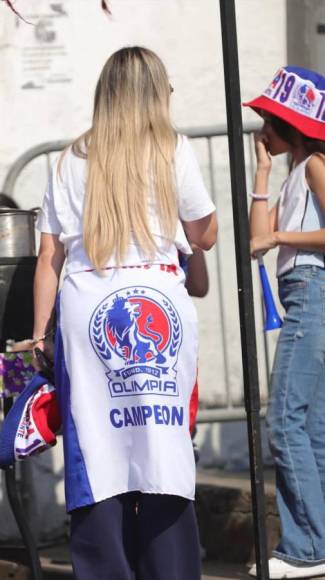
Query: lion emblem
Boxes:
[{"xmin": 105, "ymin": 296, "xmax": 166, "ymax": 365}]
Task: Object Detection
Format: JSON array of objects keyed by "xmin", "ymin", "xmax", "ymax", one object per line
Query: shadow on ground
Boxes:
[{"xmin": 202, "ymin": 561, "xmax": 251, "ymax": 579}]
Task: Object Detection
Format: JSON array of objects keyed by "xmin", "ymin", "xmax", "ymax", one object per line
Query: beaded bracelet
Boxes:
[{"xmin": 249, "ymin": 192, "xmax": 271, "ymax": 200}]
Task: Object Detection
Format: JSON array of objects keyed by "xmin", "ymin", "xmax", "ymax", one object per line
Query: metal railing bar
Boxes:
[
  {"xmin": 182, "ymin": 121, "xmax": 261, "ymax": 139},
  {"xmin": 2, "ymin": 140, "xmax": 71, "ymax": 196},
  {"xmin": 2, "ymin": 123, "xmax": 262, "ymax": 196},
  {"xmin": 196, "ymin": 406, "xmax": 266, "ymax": 423},
  {"xmin": 207, "ymin": 137, "xmax": 231, "ymax": 403}
]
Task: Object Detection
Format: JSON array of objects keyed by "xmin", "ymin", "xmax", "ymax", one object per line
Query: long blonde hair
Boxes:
[{"xmin": 72, "ymin": 46, "xmax": 178, "ymax": 270}]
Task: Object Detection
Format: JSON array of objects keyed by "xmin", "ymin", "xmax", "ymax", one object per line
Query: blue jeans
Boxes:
[{"xmin": 266, "ymin": 265, "xmax": 325, "ymax": 564}]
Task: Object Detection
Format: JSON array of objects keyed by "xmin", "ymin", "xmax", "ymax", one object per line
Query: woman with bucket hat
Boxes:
[{"xmin": 245, "ymin": 67, "xmax": 325, "ymax": 579}]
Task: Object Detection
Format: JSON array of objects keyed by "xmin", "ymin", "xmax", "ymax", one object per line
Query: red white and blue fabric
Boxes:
[
  {"xmin": 0, "ymin": 374, "xmax": 61, "ymax": 468},
  {"xmin": 14, "ymin": 383, "xmax": 60, "ymax": 460},
  {"xmin": 244, "ymin": 66, "xmax": 325, "ymax": 140},
  {"xmin": 55, "ymin": 264, "xmax": 199, "ymax": 512},
  {"xmin": 35, "ymin": 136, "xmax": 214, "ymax": 513}
]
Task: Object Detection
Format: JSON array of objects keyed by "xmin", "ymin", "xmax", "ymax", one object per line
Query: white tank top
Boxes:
[{"xmin": 277, "ymin": 156, "xmax": 325, "ymax": 277}]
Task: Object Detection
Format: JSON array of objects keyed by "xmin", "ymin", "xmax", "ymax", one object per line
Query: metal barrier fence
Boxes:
[{"xmin": 2, "ymin": 121, "xmax": 270, "ymax": 424}]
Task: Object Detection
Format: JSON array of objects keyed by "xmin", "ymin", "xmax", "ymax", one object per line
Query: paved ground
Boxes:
[
  {"xmin": 39, "ymin": 557, "xmax": 252, "ymax": 579},
  {"xmin": 33, "ymin": 544, "xmax": 255, "ymax": 579},
  {"xmin": 202, "ymin": 561, "xmax": 251, "ymax": 579},
  {"xmin": 41, "ymin": 558, "xmax": 253, "ymax": 579},
  {"xmin": 2, "ymin": 547, "xmax": 325, "ymax": 579},
  {"xmin": 37, "ymin": 535, "xmax": 325, "ymax": 580},
  {"xmin": 0, "ymin": 469, "xmax": 271, "ymax": 578},
  {"xmin": 0, "ymin": 558, "xmax": 252, "ymax": 579},
  {"xmin": 0, "ymin": 469, "xmax": 325, "ymax": 580},
  {"xmin": 3, "ymin": 469, "xmax": 325, "ymax": 578},
  {"xmin": 39, "ymin": 547, "xmax": 253, "ymax": 579},
  {"xmin": 2, "ymin": 557, "xmax": 325, "ymax": 579},
  {"xmin": 201, "ymin": 562, "xmax": 325, "ymax": 580}
]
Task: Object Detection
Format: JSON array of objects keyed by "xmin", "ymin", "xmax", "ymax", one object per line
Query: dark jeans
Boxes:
[{"xmin": 70, "ymin": 492, "xmax": 201, "ymax": 580}]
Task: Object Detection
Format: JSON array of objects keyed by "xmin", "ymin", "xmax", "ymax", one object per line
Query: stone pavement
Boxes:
[
  {"xmin": 202, "ymin": 561, "xmax": 325, "ymax": 579},
  {"xmin": 0, "ymin": 556, "xmax": 252, "ymax": 579},
  {"xmin": 202, "ymin": 561, "xmax": 251, "ymax": 579},
  {"xmin": 196, "ymin": 468, "xmax": 279, "ymax": 564},
  {"xmin": 4, "ymin": 468, "xmax": 325, "ymax": 578},
  {"xmin": 0, "ymin": 468, "xmax": 271, "ymax": 578},
  {"xmin": 2, "ymin": 557, "xmax": 325, "ymax": 579},
  {"xmin": 39, "ymin": 547, "xmax": 252, "ymax": 579}
]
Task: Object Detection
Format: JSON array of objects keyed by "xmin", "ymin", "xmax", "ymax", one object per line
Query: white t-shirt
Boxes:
[
  {"xmin": 37, "ymin": 135, "xmax": 215, "ymax": 275},
  {"xmin": 277, "ymin": 156, "xmax": 325, "ymax": 276}
]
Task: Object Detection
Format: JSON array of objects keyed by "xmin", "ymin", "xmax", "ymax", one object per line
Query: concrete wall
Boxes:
[
  {"xmin": 287, "ymin": 0, "xmax": 325, "ymax": 75},
  {"xmin": 0, "ymin": 0, "xmax": 287, "ymax": 540}
]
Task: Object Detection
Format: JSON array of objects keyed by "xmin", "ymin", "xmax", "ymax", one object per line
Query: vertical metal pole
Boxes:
[{"xmin": 218, "ymin": 1, "xmax": 270, "ymax": 578}]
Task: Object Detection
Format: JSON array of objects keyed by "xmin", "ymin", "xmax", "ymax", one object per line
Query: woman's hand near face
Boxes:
[
  {"xmin": 254, "ymin": 131, "xmax": 272, "ymax": 173},
  {"xmin": 249, "ymin": 130, "xmax": 276, "ymax": 240}
]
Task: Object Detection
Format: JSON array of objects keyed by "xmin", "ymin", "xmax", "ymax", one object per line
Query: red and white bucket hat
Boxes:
[{"xmin": 243, "ymin": 66, "xmax": 325, "ymax": 140}]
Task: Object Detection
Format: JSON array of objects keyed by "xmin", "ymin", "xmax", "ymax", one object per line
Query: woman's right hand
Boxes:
[
  {"xmin": 32, "ymin": 337, "xmax": 54, "ymax": 372},
  {"xmin": 254, "ymin": 131, "xmax": 272, "ymax": 173}
]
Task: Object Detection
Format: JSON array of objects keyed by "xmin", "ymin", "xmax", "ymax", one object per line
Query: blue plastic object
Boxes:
[{"xmin": 258, "ymin": 260, "xmax": 282, "ymax": 332}]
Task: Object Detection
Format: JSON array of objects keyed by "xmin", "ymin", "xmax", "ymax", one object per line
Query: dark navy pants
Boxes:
[{"xmin": 70, "ymin": 492, "xmax": 201, "ymax": 580}]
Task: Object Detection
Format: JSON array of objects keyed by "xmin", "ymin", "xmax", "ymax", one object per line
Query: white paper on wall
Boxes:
[{"xmin": 15, "ymin": 0, "xmax": 72, "ymax": 90}]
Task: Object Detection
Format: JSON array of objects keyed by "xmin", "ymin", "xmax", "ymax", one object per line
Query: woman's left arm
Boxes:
[
  {"xmin": 33, "ymin": 233, "xmax": 65, "ymax": 353},
  {"xmin": 251, "ymin": 155, "xmax": 325, "ymax": 256},
  {"xmin": 185, "ymin": 246, "xmax": 209, "ymax": 298}
]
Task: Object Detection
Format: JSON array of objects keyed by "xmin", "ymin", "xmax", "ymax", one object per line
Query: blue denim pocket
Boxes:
[{"xmin": 279, "ymin": 278, "xmax": 307, "ymax": 322}]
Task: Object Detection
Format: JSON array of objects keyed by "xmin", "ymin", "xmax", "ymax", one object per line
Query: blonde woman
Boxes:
[{"xmin": 33, "ymin": 46, "xmax": 217, "ymax": 580}]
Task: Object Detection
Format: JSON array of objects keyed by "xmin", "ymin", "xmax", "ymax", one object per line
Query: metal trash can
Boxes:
[
  {"xmin": 0, "ymin": 206, "xmax": 43, "ymax": 579},
  {"xmin": 0, "ymin": 209, "xmax": 38, "ymax": 258},
  {"xmin": 0, "ymin": 257, "xmax": 36, "ymax": 352},
  {"xmin": 0, "ymin": 208, "xmax": 37, "ymax": 349}
]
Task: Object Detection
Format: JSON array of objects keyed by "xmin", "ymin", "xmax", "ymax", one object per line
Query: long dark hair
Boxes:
[{"xmin": 269, "ymin": 114, "xmax": 325, "ymax": 155}]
